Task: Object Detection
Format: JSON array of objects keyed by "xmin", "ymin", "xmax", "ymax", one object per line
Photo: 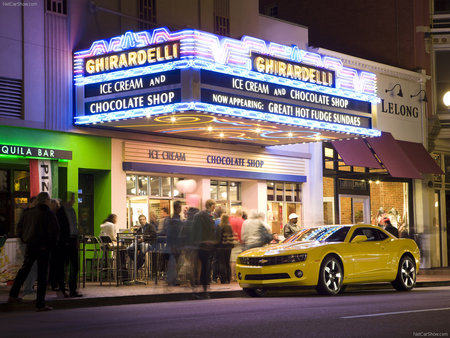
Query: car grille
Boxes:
[
  {"xmin": 245, "ymin": 273, "xmax": 291, "ymax": 280},
  {"xmin": 238, "ymin": 254, "xmax": 306, "ymax": 266}
]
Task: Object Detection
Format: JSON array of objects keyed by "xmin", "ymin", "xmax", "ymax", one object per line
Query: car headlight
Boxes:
[
  {"xmin": 238, "ymin": 254, "xmax": 307, "ymax": 266},
  {"xmin": 281, "ymin": 254, "xmax": 307, "ymax": 263}
]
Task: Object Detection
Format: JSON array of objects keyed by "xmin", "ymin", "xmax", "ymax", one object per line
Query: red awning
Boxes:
[
  {"xmin": 365, "ymin": 132, "xmax": 423, "ymax": 179},
  {"xmin": 397, "ymin": 140, "xmax": 444, "ymax": 175},
  {"xmin": 331, "ymin": 138, "xmax": 382, "ymax": 168}
]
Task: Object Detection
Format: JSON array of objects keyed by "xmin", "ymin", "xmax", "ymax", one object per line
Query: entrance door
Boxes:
[
  {"xmin": 78, "ymin": 174, "xmax": 94, "ymax": 235},
  {"xmin": 339, "ymin": 195, "xmax": 370, "ymax": 224}
]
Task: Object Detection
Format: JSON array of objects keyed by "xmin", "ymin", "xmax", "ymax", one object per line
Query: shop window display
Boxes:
[{"xmin": 267, "ymin": 182, "xmax": 302, "ymax": 234}]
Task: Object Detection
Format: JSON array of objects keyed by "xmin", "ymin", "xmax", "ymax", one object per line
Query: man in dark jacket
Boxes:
[
  {"xmin": 55, "ymin": 193, "xmax": 82, "ymax": 298},
  {"xmin": 382, "ymin": 217, "xmax": 399, "ymax": 238},
  {"xmin": 8, "ymin": 192, "xmax": 60, "ymax": 311},
  {"xmin": 192, "ymin": 199, "xmax": 216, "ymax": 297}
]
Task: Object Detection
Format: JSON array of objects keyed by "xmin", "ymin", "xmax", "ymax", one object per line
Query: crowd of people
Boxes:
[
  {"xmin": 99, "ymin": 199, "xmax": 283, "ymax": 298},
  {"xmin": 8, "ymin": 191, "xmax": 82, "ymax": 312}
]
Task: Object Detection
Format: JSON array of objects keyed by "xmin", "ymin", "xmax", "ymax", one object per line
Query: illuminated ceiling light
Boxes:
[
  {"xmin": 255, "ymin": 128, "xmax": 261, "ymax": 134},
  {"xmin": 207, "ymin": 126, "xmax": 213, "ymax": 132},
  {"xmin": 170, "ymin": 116, "xmax": 176, "ymax": 122},
  {"xmin": 443, "ymin": 91, "xmax": 450, "ymax": 107},
  {"xmin": 315, "ymin": 134, "xmax": 321, "ymax": 141},
  {"xmin": 288, "ymin": 132, "xmax": 293, "ymax": 137},
  {"xmin": 368, "ymin": 180, "xmax": 373, "ymax": 184},
  {"xmin": 375, "ymin": 180, "xmax": 380, "ymax": 184},
  {"xmin": 219, "ymin": 132, "xmax": 224, "ymax": 138}
]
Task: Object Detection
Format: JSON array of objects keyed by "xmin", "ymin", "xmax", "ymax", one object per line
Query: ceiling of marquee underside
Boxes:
[{"xmin": 91, "ymin": 111, "xmax": 365, "ymax": 146}]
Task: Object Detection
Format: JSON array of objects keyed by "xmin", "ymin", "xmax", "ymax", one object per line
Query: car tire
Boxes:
[
  {"xmin": 316, "ymin": 256, "xmax": 343, "ymax": 296},
  {"xmin": 243, "ymin": 288, "xmax": 267, "ymax": 297},
  {"xmin": 391, "ymin": 255, "xmax": 416, "ymax": 291}
]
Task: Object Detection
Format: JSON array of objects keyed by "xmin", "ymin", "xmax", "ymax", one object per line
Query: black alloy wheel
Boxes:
[
  {"xmin": 316, "ymin": 256, "xmax": 343, "ymax": 296},
  {"xmin": 392, "ymin": 255, "xmax": 416, "ymax": 291}
]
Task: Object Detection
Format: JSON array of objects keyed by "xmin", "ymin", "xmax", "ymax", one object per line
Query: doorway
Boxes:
[{"xmin": 339, "ymin": 195, "xmax": 370, "ymax": 224}]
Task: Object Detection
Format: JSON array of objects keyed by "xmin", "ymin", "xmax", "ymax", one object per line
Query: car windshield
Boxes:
[{"xmin": 284, "ymin": 226, "xmax": 350, "ymax": 243}]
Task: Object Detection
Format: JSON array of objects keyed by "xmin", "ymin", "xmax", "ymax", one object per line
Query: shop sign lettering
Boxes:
[
  {"xmin": 381, "ymin": 99, "xmax": 419, "ymax": 118},
  {"xmin": 206, "ymin": 155, "xmax": 264, "ymax": 168},
  {"xmin": 0, "ymin": 144, "xmax": 72, "ymax": 160},
  {"xmin": 149, "ymin": 150, "xmax": 186, "ymax": 161}
]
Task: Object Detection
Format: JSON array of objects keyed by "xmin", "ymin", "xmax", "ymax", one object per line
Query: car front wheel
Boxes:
[
  {"xmin": 316, "ymin": 256, "xmax": 343, "ymax": 296},
  {"xmin": 392, "ymin": 255, "xmax": 416, "ymax": 291}
]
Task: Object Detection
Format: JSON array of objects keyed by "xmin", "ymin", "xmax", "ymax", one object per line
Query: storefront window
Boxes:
[
  {"xmin": 150, "ymin": 176, "xmax": 161, "ymax": 197},
  {"xmin": 370, "ymin": 181, "xmax": 409, "ymax": 236},
  {"xmin": 162, "ymin": 177, "xmax": 171, "ymax": 197},
  {"xmin": 138, "ymin": 176, "xmax": 148, "ymax": 196},
  {"xmin": 0, "ymin": 170, "xmax": 8, "ymax": 191},
  {"xmin": 210, "ymin": 180, "xmax": 241, "ymax": 214},
  {"xmin": 267, "ymin": 181, "xmax": 303, "ymax": 234},
  {"xmin": 126, "ymin": 175, "xmax": 137, "ymax": 195},
  {"xmin": 13, "ymin": 171, "xmax": 29, "ymax": 192}
]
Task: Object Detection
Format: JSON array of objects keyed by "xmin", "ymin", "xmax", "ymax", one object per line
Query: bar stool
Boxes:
[
  {"xmin": 79, "ymin": 235, "xmax": 101, "ymax": 288},
  {"xmin": 98, "ymin": 235, "xmax": 116, "ymax": 285}
]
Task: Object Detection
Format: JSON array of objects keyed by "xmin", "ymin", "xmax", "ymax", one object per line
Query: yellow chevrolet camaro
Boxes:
[{"xmin": 236, "ymin": 224, "xmax": 420, "ymax": 297}]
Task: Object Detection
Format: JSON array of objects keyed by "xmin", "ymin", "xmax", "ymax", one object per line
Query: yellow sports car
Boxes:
[{"xmin": 236, "ymin": 224, "xmax": 420, "ymax": 297}]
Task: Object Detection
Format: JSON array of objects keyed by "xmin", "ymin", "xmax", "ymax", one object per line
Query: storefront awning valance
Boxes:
[
  {"xmin": 331, "ymin": 138, "xmax": 382, "ymax": 169},
  {"xmin": 397, "ymin": 140, "xmax": 444, "ymax": 175},
  {"xmin": 331, "ymin": 132, "xmax": 442, "ymax": 179}
]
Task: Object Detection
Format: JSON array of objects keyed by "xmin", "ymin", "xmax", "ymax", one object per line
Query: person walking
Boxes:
[
  {"xmin": 191, "ymin": 199, "xmax": 216, "ymax": 298},
  {"xmin": 216, "ymin": 214, "xmax": 234, "ymax": 284},
  {"xmin": 8, "ymin": 192, "xmax": 60, "ymax": 311},
  {"xmin": 55, "ymin": 193, "xmax": 82, "ymax": 298},
  {"xmin": 241, "ymin": 210, "xmax": 272, "ymax": 251}
]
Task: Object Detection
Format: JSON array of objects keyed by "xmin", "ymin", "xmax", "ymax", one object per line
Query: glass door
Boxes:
[{"xmin": 339, "ymin": 195, "xmax": 370, "ymax": 224}]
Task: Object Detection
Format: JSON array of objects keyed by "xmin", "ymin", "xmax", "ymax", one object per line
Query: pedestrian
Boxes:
[
  {"xmin": 8, "ymin": 192, "xmax": 59, "ymax": 311},
  {"xmin": 382, "ymin": 217, "xmax": 399, "ymax": 237},
  {"xmin": 216, "ymin": 214, "xmax": 234, "ymax": 284},
  {"xmin": 55, "ymin": 193, "xmax": 83, "ymax": 298},
  {"xmin": 20, "ymin": 196, "xmax": 38, "ymax": 300},
  {"xmin": 191, "ymin": 199, "xmax": 217, "ymax": 298},
  {"xmin": 229, "ymin": 210, "xmax": 245, "ymax": 281},
  {"xmin": 283, "ymin": 213, "xmax": 301, "ymax": 238},
  {"xmin": 241, "ymin": 210, "xmax": 272, "ymax": 251},
  {"xmin": 181, "ymin": 207, "xmax": 199, "ymax": 287},
  {"xmin": 165, "ymin": 201, "xmax": 183, "ymax": 286},
  {"xmin": 211, "ymin": 206, "xmax": 224, "ymax": 283}
]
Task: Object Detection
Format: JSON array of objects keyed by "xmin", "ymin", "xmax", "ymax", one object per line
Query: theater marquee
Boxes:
[{"xmin": 74, "ymin": 27, "xmax": 380, "ymax": 145}]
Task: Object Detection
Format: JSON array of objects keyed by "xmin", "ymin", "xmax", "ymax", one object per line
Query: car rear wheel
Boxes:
[
  {"xmin": 243, "ymin": 288, "xmax": 267, "ymax": 297},
  {"xmin": 392, "ymin": 255, "xmax": 416, "ymax": 291},
  {"xmin": 316, "ymin": 256, "xmax": 343, "ymax": 296}
]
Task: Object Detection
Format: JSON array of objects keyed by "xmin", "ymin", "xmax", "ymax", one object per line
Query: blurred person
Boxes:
[
  {"xmin": 216, "ymin": 214, "xmax": 234, "ymax": 284},
  {"xmin": 21, "ymin": 196, "xmax": 38, "ymax": 300},
  {"xmin": 192, "ymin": 199, "xmax": 217, "ymax": 298},
  {"xmin": 241, "ymin": 210, "xmax": 272, "ymax": 251},
  {"xmin": 270, "ymin": 233, "xmax": 281, "ymax": 244},
  {"xmin": 48, "ymin": 199, "xmax": 61, "ymax": 290},
  {"xmin": 229, "ymin": 210, "xmax": 245, "ymax": 281},
  {"xmin": 181, "ymin": 207, "xmax": 199, "ymax": 286},
  {"xmin": 9, "ymin": 192, "xmax": 59, "ymax": 311},
  {"xmin": 211, "ymin": 206, "xmax": 224, "ymax": 283},
  {"xmin": 382, "ymin": 217, "xmax": 399, "ymax": 237},
  {"xmin": 283, "ymin": 213, "xmax": 300, "ymax": 239},
  {"xmin": 158, "ymin": 207, "xmax": 169, "ymax": 233},
  {"xmin": 164, "ymin": 201, "xmax": 183, "ymax": 286},
  {"xmin": 54, "ymin": 193, "xmax": 82, "ymax": 298}
]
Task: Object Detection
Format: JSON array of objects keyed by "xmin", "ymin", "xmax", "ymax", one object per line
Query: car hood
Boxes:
[{"xmin": 240, "ymin": 240, "xmax": 327, "ymax": 256}]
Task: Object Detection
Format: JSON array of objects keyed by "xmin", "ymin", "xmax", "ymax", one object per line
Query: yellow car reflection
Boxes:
[{"xmin": 236, "ymin": 224, "xmax": 420, "ymax": 297}]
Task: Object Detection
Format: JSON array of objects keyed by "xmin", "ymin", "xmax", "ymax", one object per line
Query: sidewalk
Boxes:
[{"xmin": 1, "ymin": 267, "xmax": 449, "ymax": 312}]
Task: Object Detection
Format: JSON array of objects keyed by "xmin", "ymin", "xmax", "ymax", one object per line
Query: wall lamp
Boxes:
[
  {"xmin": 410, "ymin": 89, "xmax": 428, "ymax": 102},
  {"xmin": 385, "ymin": 83, "xmax": 403, "ymax": 97}
]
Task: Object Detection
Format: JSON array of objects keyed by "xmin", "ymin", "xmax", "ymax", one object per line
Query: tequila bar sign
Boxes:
[{"xmin": 0, "ymin": 144, "xmax": 72, "ymax": 160}]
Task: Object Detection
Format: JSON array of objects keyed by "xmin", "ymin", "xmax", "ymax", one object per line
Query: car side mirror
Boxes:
[{"xmin": 351, "ymin": 235, "xmax": 368, "ymax": 243}]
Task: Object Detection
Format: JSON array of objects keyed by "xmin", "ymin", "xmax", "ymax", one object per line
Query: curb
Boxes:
[{"xmin": 1, "ymin": 280, "xmax": 449, "ymax": 313}]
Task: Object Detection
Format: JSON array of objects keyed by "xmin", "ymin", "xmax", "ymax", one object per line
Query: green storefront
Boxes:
[{"xmin": 0, "ymin": 125, "xmax": 111, "ymax": 284}]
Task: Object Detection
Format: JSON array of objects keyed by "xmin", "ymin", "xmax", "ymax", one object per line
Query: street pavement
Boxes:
[{"xmin": 1, "ymin": 267, "xmax": 449, "ymax": 312}]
